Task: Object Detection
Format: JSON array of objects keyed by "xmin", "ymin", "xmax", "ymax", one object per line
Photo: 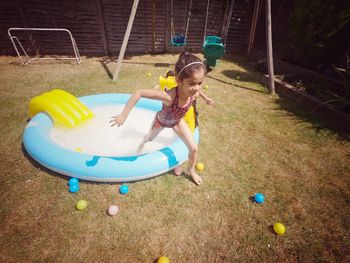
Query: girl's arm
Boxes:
[
  {"xmin": 198, "ymin": 90, "xmax": 215, "ymax": 105},
  {"xmin": 110, "ymin": 89, "xmax": 171, "ymax": 127}
]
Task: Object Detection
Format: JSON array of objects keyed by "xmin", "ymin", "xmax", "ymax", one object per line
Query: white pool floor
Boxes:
[{"xmin": 50, "ymin": 104, "xmax": 178, "ymax": 157}]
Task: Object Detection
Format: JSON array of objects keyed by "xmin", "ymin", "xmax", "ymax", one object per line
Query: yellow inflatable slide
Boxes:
[{"xmin": 29, "ymin": 89, "xmax": 93, "ymax": 128}]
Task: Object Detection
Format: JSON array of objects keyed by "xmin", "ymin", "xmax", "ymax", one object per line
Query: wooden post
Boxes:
[
  {"xmin": 203, "ymin": 0, "xmax": 210, "ymax": 43},
  {"xmin": 222, "ymin": 0, "xmax": 235, "ymax": 47},
  {"xmin": 152, "ymin": 0, "xmax": 155, "ymax": 53},
  {"xmin": 96, "ymin": 0, "xmax": 109, "ymax": 56},
  {"xmin": 165, "ymin": 0, "xmax": 169, "ymax": 52},
  {"xmin": 113, "ymin": 0, "xmax": 139, "ymax": 81},
  {"xmin": 247, "ymin": 0, "xmax": 260, "ymax": 55},
  {"xmin": 265, "ymin": 0, "xmax": 275, "ymax": 94}
]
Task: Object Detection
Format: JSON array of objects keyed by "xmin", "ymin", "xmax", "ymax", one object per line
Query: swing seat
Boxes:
[
  {"xmin": 203, "ymin": 36, "xmax": 225, "ymax": 67},
  {"xmin": 171, "ymin": 34, "xmax": 186, "ymax": 47}
]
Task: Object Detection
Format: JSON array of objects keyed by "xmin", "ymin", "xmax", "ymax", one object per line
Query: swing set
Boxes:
[
  {"xmin": 170, "ymin": 0, "xmax": 225, "ymax": 68},
  {"xmin": 202, "ymin": 0, "xmax": 225, "ymax": 68},
  {"xmin": 114, "ymin": 0, "xmax": 228, "ymax": 80},
  {"xmin": 170, "ymin": 0, "xmax": 192, "ymax": 47}
]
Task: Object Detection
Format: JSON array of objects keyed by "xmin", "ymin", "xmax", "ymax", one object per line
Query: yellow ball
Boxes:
[
  {"xmin": 273, "ymin": 223, "xmax": 286, "ymax": 235},
  {"xmin": 74, "ymin": 147, "xmax": 82, "ymax": 153},
  {"xmin": 204, "ymin": 84, "xmax": 209, "ymax": 90},
  {"xmin": 147, "ymin": 72, "xmax": 152, "ymax": 77},
  {"xmin": 76, "ymin": 200, "xmax": 87, "ymax": 211},
  {"xmin": 195, "ymin": 162, "xmax": 205, "ymax": 172},
  {"xmin": 158, "ymin": 256, "xmax": 169, "ymax": 263}
]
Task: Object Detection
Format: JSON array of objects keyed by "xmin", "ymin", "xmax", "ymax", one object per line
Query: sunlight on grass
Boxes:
[{"xmin": 0, "ymin": 54, "xmax": 349, "ymax": 262}]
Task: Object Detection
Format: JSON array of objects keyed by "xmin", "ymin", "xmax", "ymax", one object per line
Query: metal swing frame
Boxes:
[{"xmin": 8, "ymin": 27, "xmax": 81, "ymax": 65}]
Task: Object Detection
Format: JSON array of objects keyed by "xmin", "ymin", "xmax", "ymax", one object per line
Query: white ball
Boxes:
[{"xmin": 108, "ymin": 205, "xmax": 119, "ymax": 216}]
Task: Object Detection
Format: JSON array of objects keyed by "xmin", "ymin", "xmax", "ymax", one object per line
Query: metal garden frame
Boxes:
[{"xmin": 8, "ymin": 28, "xmax": 81, "ymax": 65}]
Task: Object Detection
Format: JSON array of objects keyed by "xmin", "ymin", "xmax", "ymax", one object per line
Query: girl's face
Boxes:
[{"xmin": 177, "ymin": 68, "xmax": 205, "ymax": 97}]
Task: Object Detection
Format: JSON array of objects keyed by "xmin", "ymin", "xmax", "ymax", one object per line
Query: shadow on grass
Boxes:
[
  {"xmin": 21, "ymin": 143, "xmax": 73, "ymax": 183},
  {"xmin": 221, "ymin": 56, "xmax": 350, "ymax": 140},
  {"xmin": 248, "ymin": 196, "xmax": 256, "ymax": 203},
  {"xmin": 99, "ymin": 60, "xmax": 113, "ymax": 79},
  {"xmin": 273, "ymin": 97, "xmax": 350, "ymax": 140},
  {"xmin": 268, "ymin": 225, "xmax": 277, "ymax": 235},
  {"xmin": 206, "ymin": 74, "xmax": 268, "ymax": 95},
  {"xmin": 97, "ymin": 57, "xmax": 172, "ymax": 80},
  {"xmin": 207, "ymin": 56, "xmax": 269, "ymax": 94},
  {"xmin": 221, "ymin": 69, "xmax": 260, "ymax": 83}
]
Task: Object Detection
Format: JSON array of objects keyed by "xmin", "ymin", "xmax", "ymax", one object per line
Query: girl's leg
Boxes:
[
  {"xmin": 137, "ymin": 119, "xmax": 164, "ymax": 154},
  {"xmin": 173, "ymin": 166, "xmax": 183, "ymax": 176},
  {"xmin": 173, "ymin": 119, "xmax": 202, "ymax": 185}
]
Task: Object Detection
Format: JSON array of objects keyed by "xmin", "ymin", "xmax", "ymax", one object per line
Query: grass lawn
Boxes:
[{"xmin": 0, "ymin": 54, "xmax": 349, "ymax": 262}]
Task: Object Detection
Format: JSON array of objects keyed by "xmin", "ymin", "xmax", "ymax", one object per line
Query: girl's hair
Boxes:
[
  {"xmin": 165, "ymin": 70, "xmax": 175, "ymax": 77},
  {"xmin": 175, "ymin": 51, "xmax": 206, "ymax": 80}
]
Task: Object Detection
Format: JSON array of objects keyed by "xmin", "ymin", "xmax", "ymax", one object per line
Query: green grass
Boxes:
[{"xmin": 0, "ymin": 54, "xmax": 349, "ymax": 262}]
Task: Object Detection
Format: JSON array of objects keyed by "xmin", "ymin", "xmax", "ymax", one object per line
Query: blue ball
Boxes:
[
  {"xmin": 69, "ymin": 184, "xmax": 80, "ymax": 193},
  {"xmin": 68, "ymin": 177, "xmax": 79, "ymax": 186},
  {"xmin": 119, "ymin": 184, "xmax": 129, "ymax": 195},
  {"xmin": 255, "ymin": 193, "xmax": 265, "ymax": 203}
]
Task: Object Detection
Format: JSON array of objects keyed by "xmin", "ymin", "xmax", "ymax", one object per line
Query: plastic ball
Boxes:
[
  {"xmin": 204, "ymin": 84, "xmax": 209, "ymax": 90},
  {"xmin": 254, "ymin": 193, "xmax": 265, "ymax": 203},
  {"xmin": 74, "ymin": 147, "xmax": 82, "ymax": 152},
  {"xmin": 147, "ymin": 72, "xmax": 152, "ymax": 77},
  {"xmin": 76, "ymin": 200, "xmax": 87, "ymax": 211},
  {"xmin": 68, "ymin": 177, "xmax": 79, "ymax": 186},
  {"xmin": 158, "ymin": 256, "xmax": 170, "ymax": 263},
  {"xmin": 195, "ymin": 162, "xmax": 205, "ymax": 172},
  {"xmin": 108, "ymin": 205, "xmax": 119, "ymax": 216},
  {"xmin": 273, "ymin": 223, "xmax": 286, "ymax": 235},
  {"xmin": 69, "ymin": 184, "xmax": 80, "ymax": 193},
  {"xmin": 119, "ymin": 184, "xmax": 129, "ymax": 195}
]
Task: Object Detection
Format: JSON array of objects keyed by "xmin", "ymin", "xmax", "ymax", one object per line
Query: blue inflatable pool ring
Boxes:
[{"xmin": 23, "ymin": 93, "xmax": 199, "ymax": 182}]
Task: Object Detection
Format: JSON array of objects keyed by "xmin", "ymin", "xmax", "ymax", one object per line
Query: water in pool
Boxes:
[{"xmin": 50, "ymin": 104, "xmax": 178, "ymax": 157}]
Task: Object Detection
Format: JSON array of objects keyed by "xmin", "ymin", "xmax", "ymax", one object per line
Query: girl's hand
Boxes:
[
  {"xmin": 110, "ymin": 114, "xmax": 126, "ymax": 127},
  {"xmin": 205, "ymin": 97, "xmax": 215, "ymax": 105}
]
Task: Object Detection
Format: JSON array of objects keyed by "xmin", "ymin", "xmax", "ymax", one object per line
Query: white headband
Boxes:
[{"xmin": 178, "ymin": 61, "xmax": 204, "ymax": 77}]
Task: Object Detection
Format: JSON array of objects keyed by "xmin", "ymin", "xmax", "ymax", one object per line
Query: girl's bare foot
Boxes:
[
  {"xmin": 187, "ymin": 170, "xmax": 203, "ymax": 185},
  {"xmin": 173, "ymin": 166, "xmax": 183, "ymax": 176}
]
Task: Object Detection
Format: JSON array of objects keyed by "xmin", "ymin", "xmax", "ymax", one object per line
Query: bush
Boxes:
[
  {"xmin": 332, "ymin": 54, "xmax": 350, "ymax": 113},
  {"xmin": 288, "ymin": 0, "xmax": 350, "ymax": 69}
]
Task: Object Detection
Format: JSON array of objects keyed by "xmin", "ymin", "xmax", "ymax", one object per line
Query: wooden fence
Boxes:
[{"xmin": 0, "ymin": 0, "xmax": 255, "ymax": 57}]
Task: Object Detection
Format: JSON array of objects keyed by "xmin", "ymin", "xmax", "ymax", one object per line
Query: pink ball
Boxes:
[{"xmin": 108, "ymin": 205, "xmax": 119, "ymax": 216}]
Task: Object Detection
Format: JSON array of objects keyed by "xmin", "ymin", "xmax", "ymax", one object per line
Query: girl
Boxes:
[{"xmin": 110, "ymin": 52, "xmax": 214, "ymax": 185}]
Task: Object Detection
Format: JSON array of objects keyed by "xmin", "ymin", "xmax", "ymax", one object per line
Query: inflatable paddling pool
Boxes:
[{"xmin": 23, "ymin": 90, "xmax": 199, "ymax": 182}]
